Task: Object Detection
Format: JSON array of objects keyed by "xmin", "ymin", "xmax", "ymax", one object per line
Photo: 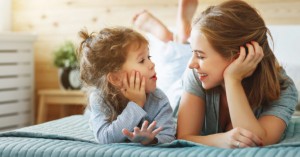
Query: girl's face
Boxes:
[
  {"xmin": 189, "ymin": 29, "xmax": 231, "ymax": 89},
  {"xmin": 120, "ymin": 43, "xmax": 157, "ymax": 93}
]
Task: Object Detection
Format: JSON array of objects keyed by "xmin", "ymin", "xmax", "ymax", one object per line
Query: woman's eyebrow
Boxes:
[{"xmin": 192, "ymin": 50, "xmax": 205, "ymax": 54}]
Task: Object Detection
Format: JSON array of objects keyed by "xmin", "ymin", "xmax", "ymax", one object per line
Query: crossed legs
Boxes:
[{"xmin": 132, "ymin": 0, "xmax": 198, "ymax": 44}]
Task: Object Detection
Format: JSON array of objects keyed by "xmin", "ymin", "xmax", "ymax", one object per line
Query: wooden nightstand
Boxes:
[{"xmin": 37, "ymin": 89, "xmax": 86, "ymax": 124}]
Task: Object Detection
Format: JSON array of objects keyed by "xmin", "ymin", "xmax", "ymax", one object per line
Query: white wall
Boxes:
[
  {"xmin": 0, "ymin": 0, "xmax": 11, "ymax": 32},
  {"xmin": 269, "ymin": 25, "xmax": 300, "ymax": 67},
  {"xmin": 268, "ymin": 25, "xmax": 300, "ymax": 90}
]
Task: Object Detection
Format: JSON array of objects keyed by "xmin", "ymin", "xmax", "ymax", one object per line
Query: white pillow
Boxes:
[{"xmin": 148, "ymin": 34, "xmax": 192, "ymax": 110}]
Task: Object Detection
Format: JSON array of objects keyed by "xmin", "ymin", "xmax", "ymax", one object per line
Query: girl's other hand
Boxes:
[
  {"xmin": 122, "ymin": 120, "xmax": 163, "ymax": 145},
  {"xmin": 121, "ymin": 70, "xmax": 146, "ymax": 108},
  {"xmin": 224, "ymin": 41, "xmax": 264, "ymax": 82},
  {"xmin": 219, "ymin": 127, "xmax": 263, "ymax": 149}
]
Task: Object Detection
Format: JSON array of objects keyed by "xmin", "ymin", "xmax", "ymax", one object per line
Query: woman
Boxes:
[{"xmin": 177, "ymin": 0, "xmax": 298, "ymax": 148}]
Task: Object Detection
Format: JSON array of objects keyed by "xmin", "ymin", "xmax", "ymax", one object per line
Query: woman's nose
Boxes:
[{"xmin": 188, "ymin": 56, "xmax": 198, "ymax": 69}]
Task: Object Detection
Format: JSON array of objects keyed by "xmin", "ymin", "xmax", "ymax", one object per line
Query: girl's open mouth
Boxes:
[{"xmin": 150, "ymin": 74, "xmax": 157, "ymax": 80}]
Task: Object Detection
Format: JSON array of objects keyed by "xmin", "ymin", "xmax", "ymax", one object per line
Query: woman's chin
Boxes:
[{"xmin": 201, "ymin": 83, "xmax": 214, "ymax": 90}]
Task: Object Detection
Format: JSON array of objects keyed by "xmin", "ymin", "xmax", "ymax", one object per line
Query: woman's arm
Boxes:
[
  {"xmin": 224, "ymin": 41, "xmax": 287, "ymax": 145},
  {"xmin": 225, "ymin": 79, "xmax": 285, "ymax": 145},
  {"xmin": 178, "ymin": 91, "xmax": 263, "ymax": 148},
  {"xmin": 177, "ymin": 91, "xmax": 224, "ymax": 147},
  {"xmin": 177, "ymin": 91, "xmax": 204, "ymax": 140}
]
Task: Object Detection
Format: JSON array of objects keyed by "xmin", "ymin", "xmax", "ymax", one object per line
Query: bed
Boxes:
[{"xmin": 0, "ymin": 115, "xmax": 300, "ymax": 157}]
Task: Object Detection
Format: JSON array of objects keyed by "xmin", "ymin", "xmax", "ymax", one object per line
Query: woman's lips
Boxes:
[{"xmin": 199, "ymin": 73, "xmax": 208, "ymax": 81}]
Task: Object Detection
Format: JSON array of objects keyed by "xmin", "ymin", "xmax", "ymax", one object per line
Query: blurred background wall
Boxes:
[{"xmin": 10, "ymin": 0, "xmax": 300, "ymax": 120}]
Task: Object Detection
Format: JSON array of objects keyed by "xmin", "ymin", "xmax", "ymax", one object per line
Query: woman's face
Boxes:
[{"xmin": 189, "ymin": 29, "xmax": 231, "ymax": 89}]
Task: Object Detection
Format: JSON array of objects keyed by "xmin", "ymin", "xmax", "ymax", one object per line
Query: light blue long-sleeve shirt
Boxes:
[{"xmin": 88, "ymin": 88, "xmax": 176, "ymax": 144}]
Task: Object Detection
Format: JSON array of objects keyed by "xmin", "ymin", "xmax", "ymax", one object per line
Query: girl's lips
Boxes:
[{"xmin": 150, "ymin": 74, "xmax": 157, "ymax": 80}]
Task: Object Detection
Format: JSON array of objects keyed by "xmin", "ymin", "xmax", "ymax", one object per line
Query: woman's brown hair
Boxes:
[
  {"xmin": 77, "ymin": 27, "xmax": 148, "ymax": 121},
  {"xmin": 193, "ymin": 0, "xmax": 287, "ymax": 109}
]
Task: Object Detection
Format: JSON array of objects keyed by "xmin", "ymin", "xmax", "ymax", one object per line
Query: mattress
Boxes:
[{"xmin": 0, "ymin": 115, "xmax": 300, "ymax": 157}]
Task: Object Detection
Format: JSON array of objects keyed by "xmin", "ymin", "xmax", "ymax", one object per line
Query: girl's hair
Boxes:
[
  {"xmin": 77, "ymin": 27, "xmax": 148, "ymax": 122},
  {"xmin": 193, "ymin": 0, "xmax": 287, "ymax": 109}
]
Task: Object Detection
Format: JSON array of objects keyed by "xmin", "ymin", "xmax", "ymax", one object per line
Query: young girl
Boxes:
[
  {"xmin": 177, "ymin": 0, "xmax": 298, "ymax": 148},
  {"xmin": 77, "ymin": 27, "xmax": 176, "ymax": 145},
  {"xmin": 131, "ymin": 0, "xmax": 198, "ymax": 110}
]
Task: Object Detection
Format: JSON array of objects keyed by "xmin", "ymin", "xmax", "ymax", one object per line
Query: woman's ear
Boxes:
[{"xmin": 107, "ymin": 72, "xmax": 122, "ymax": 87}]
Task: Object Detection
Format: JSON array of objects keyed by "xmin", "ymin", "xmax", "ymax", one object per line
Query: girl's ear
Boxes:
[{"xmin": 107, "ymin": 72, "xmax": 122, "ymax": 87}]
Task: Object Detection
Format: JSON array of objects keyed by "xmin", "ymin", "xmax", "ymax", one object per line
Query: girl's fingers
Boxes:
[
  {"xmin": 147, "ymin": 121, "xmax": 157, "ymax": 132},
  {"xmin": 135, "ymin": 71, "xmax": 141, "ymax": 90},
  {"xmin": 141, "ymin": 120, "xmax": 149, "ymax": 131},
  {"xmin": 152, "ymin": 127, "xmax": 163, "ymax": 136},
  {"xmin": 121, "ymin": 73, "xmax": 129, "ymax": 95},
  {"xmin": 134, "ymin": 127, "xmax": 141, "ymax": 134},
  {"xmin": 122, "ymin": 73, "xmax": 129, "ymax": 89},
  {"xmin": 140, "ymin": 77, "xmax": 146, "ymax": 92},
  {"xmin": 122, "ymin": 128, "xmax": 134, "ymax": 140},
  {"xmin": 129, "ymin": 70, "xmax": 136, "ymax": 89}
]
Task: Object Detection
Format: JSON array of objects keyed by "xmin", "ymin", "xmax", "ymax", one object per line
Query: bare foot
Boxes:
[
  {"xmin": 132, "ymin": 10, "xmax": 173, "ymax": 43},
  {"xmin": 176, "ymin": 0, "xmax": 198, "ymax": 43}
]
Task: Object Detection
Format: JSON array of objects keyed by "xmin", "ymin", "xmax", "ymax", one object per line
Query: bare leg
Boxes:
[
  {"xmin": 132, "ymin": 10, "xmax": 173, "ymax": 43},
  {"xmin": 176, "ymin": 0, "xmax": 198, "ymax": 43}
]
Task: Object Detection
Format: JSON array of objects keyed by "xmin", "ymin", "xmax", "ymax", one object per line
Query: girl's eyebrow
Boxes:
[
  {"xmin": 136, "ymin": 51, "xmax": 143, "ymax": 59},
  {"xmin": 136, "ymin": 49, "xmax": 149, "ymax": 60},
  {"xmin": 136, "ymin": 51, "xmax": 147, "ymax": 60}
]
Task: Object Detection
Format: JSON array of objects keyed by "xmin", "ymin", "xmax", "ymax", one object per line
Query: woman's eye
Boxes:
[
  {"xmin": 148, "ymin": 55, "xmax": 152, "ymax": 60},
  {"xmin": 195, "ymin": 54, "xmax": 204, "ymax": 59},
  {"xmin": 197, "ymin": 56, "xmax": 204, "ymax": 59}
]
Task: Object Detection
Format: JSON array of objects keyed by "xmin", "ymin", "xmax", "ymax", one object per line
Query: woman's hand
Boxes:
[
  {"xmin": 224, "ymin": 41, "xmax": 264, "ymax": 82},
  {"xmin": 121, "ymin": 70, "xmax": 146, "ymax": 108},
  {"xmin": 122, "ymin": 120, "xmax": 163, "ymax": 145},
  {"xmin": 219, "ymin": 127, "xmax": 263, "ymax": 149}
]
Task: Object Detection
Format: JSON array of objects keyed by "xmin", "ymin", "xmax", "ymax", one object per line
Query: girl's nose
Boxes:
[{"xmin": 149, "ymin": 60, "xmax": 155, "ymax": 70}]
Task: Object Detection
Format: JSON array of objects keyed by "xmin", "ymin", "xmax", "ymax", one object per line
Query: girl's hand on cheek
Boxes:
[
  {"xmin": 224, "ymin": 41, "xmax": 264, "ymax": 82},
  {"xmin": 121, "ymin": 70, "xmax": 146, "ymax": 108}
]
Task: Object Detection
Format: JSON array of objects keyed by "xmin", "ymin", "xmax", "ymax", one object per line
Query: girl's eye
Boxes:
[
  {"xmin": 139, "ymin": 59, "xmax": 145, "ymax": 64},
  {"xmin": 139, "ymin": 55, "xmax": 151, "ymax": 64}
]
